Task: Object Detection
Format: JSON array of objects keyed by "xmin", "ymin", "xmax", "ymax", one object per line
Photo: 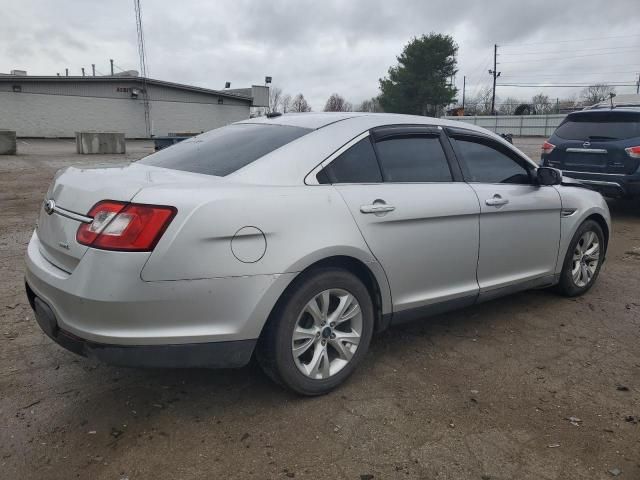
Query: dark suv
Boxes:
[{"xmin": 541, "ymin": 109, "xmax": 640, "ymax": 198}]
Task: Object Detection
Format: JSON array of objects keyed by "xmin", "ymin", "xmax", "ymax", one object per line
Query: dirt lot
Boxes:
[{"xmin": 1, "ymin": 139, "xmax": 639, "ymax": 480}]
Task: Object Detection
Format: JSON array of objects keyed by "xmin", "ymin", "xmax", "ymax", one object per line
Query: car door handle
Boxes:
[
  {"xmin": 485, "ymin": 195, "xmax": 509, "ymax": 207},
  {"xmin": 360, "ymin": 204, "xmax": 396, "ymax": 214}
]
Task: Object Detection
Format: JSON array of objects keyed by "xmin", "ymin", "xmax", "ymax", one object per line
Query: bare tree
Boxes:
[
  {"xmin": 557, "ymin": 95, "xmax": 579, "ymax": 112},
  {"xmin": 498, "ymin": 97, "xmax": 521, "ymax": 115},
  {"xmin": 268, "ymin": 87, "xmax": 283, "ymax": 113},
  {"xmin": 290, "ymin": 93, "xmax": 312, "ymax": 112},
  {"xmin": 466, "ymin": 87, "xmax": 493, "ymax": 115},
  {"xmin": 355, "ymin": 97, "xmax": 383, "ymax": 112},
  {"xmin": 324, "ymin": 93, "xmax": 353, "ymax": 112},
  {"xmin": 581, "ymin": 83, "xmax": 616, "ymax": 106},
  {"xmin": 281, "ymin": 94, "xmax": 292, "ymax": 113},
  {"xmin": 531, "ymin": 93, "xmax": 553, "ymax": 115}
]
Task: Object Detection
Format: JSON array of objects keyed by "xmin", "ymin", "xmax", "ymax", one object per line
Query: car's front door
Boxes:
[
  {"xmin": 315, "ymin": 126, "xmax": 481, "ymax": 316},
  {"xmin": 447, "ymin": 131, "xmax": 562, "ymax": 296}
]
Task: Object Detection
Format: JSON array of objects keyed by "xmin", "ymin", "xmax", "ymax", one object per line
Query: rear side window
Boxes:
[
  {"xmin": 375, "ymin": 136, "xmax": 452, "ymax": 182},
  {"xmin": 317, "ymin": 138, "xmax": 382, "ymax": 184},
  {"xmin": 139, "ymin": 124, "xmax": 311, "ymax": 176},
  {"xmin": 555, "ymin": 112, "xmax": 640, "ymax": 140},
  {"xmin": 452, "ymin": 137, "xmax": 531, "ymax": 184}
]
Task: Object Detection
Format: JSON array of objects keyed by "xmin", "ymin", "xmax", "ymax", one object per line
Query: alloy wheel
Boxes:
[
  {"xmin": 571, "ymin": 230, "xmax": 600, "ymax": 288},
  {"xmin": 291, "ymin": 289, "xmax": 362, "ymax": 380}
]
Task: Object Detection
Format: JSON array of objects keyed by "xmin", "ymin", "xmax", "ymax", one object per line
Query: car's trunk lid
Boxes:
[{"xmin": 37, "ymin": 162, "xmax": 217, "ymax": 272}]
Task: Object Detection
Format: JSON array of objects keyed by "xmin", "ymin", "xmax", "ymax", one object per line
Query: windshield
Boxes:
[
  {"xmin": 554, "ymin": 112, "xmax": 640, "ymax": 141},
  {"xmin": 139, "ymin": 123, "xmax": 311, "ymax": 176}
]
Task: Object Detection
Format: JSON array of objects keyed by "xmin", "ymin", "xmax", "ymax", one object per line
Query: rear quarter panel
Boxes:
[{"xmin": 134, "ymin": 183, "xmax": 392, "ymax": 313}]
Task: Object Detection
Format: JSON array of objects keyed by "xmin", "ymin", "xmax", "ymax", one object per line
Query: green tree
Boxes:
[{"xmin": 379, "ymin": 33, "xmax": 458, "ymax": 116}]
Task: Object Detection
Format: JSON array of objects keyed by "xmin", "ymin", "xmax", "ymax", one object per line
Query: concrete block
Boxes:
[
  {"xmin": 75, "ymin": 132, "xmax": 126, "ymax": 154},
  {"xmin": 0, "ymin": 130, "xmax": 17, "ymax": 155}
]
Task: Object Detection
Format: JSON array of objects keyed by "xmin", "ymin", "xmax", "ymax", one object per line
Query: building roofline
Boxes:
[{"xmin": 0, "ymin": 75, "xmax": 253, "ymax": 102}]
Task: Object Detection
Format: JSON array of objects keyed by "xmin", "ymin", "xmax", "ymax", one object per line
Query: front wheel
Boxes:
[
  {"xmin": 257, "ymin": 268, "xmax": 374, "ymax": 396},
  {"xmin": 556, "ymin": 220, "xmax": 605, "ymax": 297}
]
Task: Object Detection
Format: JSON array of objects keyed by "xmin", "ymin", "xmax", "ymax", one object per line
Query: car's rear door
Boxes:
[
  {"xmin": 314, "ymin": 126, "xmax": 480, "ymax": 316},
  {"xmin": 447, "ymin": 129, "xmax": 561, "ymax": 296}
]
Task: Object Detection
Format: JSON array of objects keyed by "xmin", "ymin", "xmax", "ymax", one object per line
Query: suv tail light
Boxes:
[
  {"xmin": 77, "ymin": 200, "xmax": 176, "ymax": 251},
  {"xmin": 625, "ymin": 146, "xmax": 640, "ymax": 158},
  {"xmin": 541, "ymin": 141, "xmax": 556, "ymax": 155}
]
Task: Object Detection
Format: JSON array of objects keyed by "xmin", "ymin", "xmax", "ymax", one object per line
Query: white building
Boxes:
[{"xmin": 0, "ymin": 72, "xmax": 269, "ymax": 138}]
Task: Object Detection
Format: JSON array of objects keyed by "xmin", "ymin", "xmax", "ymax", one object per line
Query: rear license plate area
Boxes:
[{"xmin": 564, "ymin": 153, "xmax": 607, "ymax": 168}]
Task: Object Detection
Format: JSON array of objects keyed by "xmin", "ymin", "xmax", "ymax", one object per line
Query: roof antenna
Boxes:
[{"xmin": 609, "ymin": 92, "xmax": 616, "ymax": 109}]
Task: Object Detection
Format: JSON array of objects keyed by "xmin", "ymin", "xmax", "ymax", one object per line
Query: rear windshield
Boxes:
[
  {"xmin": 554, "ymin": 112, "xmax": 640, "ymax": 141},
  {"xmin": 139, "ymin": 123, "xmax": 311, "ymax": 176}
]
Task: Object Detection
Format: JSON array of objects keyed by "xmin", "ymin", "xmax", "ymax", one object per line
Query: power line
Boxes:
[
  {"xmin": 501, "ymin": 70, "xmax": 640, "ymax": 77},
  {"xmin": 500, "ymin": 78, "xmax": 637, "ymax": 84},
  {"xmin": 497, "ymin": 83, "xmax": 637, "ymax": 88},
  {"xmin": 500, "ymin": 33, "xmax": 640, "ymax": 47},
  {"xmin": 499, "ymin": 45, "xmax": 639, "ymax": 56},
  {"xmin": 499, "ymin": 50, "xmax": 638, "ymax": 63}
]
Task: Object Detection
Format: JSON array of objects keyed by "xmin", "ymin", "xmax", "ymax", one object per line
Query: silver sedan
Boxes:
[{"xmin": 25, "ymin": 113, "xmax": 610, "ymax": 395}]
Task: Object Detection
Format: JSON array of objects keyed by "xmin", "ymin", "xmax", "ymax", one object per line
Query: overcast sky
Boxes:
[{"xmin": 2, "ymin": 0, "xmax": 638, "ymax": 110}]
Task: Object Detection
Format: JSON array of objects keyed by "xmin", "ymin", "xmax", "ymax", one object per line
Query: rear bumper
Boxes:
[
  {"xmin": 25, "ymin": 230, "xmax": 297, "ymax": 365},
  {"xmin": 561, "ymin": 170, "xmax": 640, "ymax": 197},
  {"xmin": 27, "ymin": 287, "xmax": 255, "ymax": 368}
]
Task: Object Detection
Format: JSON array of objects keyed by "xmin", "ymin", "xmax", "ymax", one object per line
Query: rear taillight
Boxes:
[
  {"xmin": 625, "ymin": 146, "xmax": 640, "ymax": 158},
  {"xmin": 77, "ymin": 200, "xmax": 176, "ymax": 251},
  {"xmin": 541, "ymin": 141, "xmax": 556, "ymax": 155}
]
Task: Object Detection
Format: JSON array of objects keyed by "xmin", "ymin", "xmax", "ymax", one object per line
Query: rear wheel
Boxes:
[
  {"xmin": 257, "ymin": 268, "xmax": 374, "ymax": 396},
  {"xmin": 556, "ymin": 220, "xmax": 604, "ymax": 296}
]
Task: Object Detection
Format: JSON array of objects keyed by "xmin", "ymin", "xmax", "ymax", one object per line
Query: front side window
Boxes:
[
  {"xmin": 140, "ymin": 123, "xmax": 311, "ymax": 176},
  {"xmin": 317, "ymin": 137, "xmax": 382, "ymax": 184},
  {"xmin": 375, "ymin": 136, "xmax": 452, "ymax": 182},
  {"xmin": 452, "ymin": 137, "xmax": 531, "ymax": 184}
]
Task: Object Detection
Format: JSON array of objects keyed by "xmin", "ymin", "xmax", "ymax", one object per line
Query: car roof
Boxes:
[
  {"xmin": 231, "ymin": 113, "xmax": 535, "ymax": 185},
  {"xmin": 570, "ymin": 108, "xmax": 640, "ymax": 117},
  {"xmin": 239, "ymin": 112, "xmax": 362, "ymax": 130},
  {"xmin": 239, "ymin": 111, "xmax": 504, "ymax": 134}
]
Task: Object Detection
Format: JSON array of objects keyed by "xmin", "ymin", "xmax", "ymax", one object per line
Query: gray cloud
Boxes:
[{"xmin": 1, "ymin": 0, "xmax": 638, "ymax": 110}]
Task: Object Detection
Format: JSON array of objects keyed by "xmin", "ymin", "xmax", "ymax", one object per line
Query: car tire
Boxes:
[
  {"xmin": 555, "ymin": 220, "xmax": 605, "ymax": 297},
  {"xmin": 256, "ymin": 267, "xmax": 374, "ymax": 396}
]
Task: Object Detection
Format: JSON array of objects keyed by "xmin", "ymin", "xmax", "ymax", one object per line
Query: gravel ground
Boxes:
[{"xmin": 1, "ymin": 138, "xmax": 639, "ymax": 480}]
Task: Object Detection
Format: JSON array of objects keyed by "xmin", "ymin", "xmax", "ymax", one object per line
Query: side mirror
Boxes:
[{"xmin": 536, "ymin": 166, "xmax": 562, "ymax": 186}]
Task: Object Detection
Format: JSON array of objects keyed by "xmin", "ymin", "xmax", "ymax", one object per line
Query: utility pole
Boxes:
[
  {"xmin": 110, "ymin": 59, "xmax": 114, "ymax": 76},
  {"xmin": 81, "ymin": 67, "xmax": 85, "ymax": 77},
  {"xmin": 462, "ymin": 75, "xmax": 466, "ymax": 111},
  {"xmin": 637, "ymin": 72, "xmax": 639, "ymax": 94},
  {"xmin": 92, "ymin": 64, "xmax": 96, "ymax": 76},
  {"xmin": 65, "ymin": 68, "xmax": 68, "ymax": 77},
  {"xmin": 489, "ymin": 44, "xmax": 501, "ymax": 115},
  {"xmin": 134, "ymin": 0, "xmax": 152, "ymax": 138}
]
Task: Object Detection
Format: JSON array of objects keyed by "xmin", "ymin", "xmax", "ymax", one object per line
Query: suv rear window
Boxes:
[
  {"xmin": 554, "ymin": 112, "xmax": 640, "ymax": 141},
  {"xmin": 139, "ymin": 123, "xmax": 311, "ymax": 176}
]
